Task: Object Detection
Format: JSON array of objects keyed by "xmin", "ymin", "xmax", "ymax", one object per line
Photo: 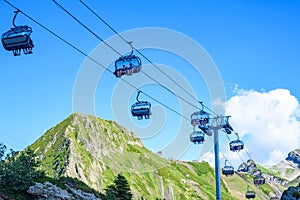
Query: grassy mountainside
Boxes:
[
  {"xmin": 29, "ymin": 113, "xmax": 278, "ymax": 199},
  {"xmin": 259, "ymin": 149, "xmax": 300, "ymax": 183},
  {"xmin": 222, "ymin": 172, "xmax": 276, "ymax": 199}
]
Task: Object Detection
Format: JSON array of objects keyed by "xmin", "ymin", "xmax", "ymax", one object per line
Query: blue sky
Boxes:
[{"xmin": 1, "ymin": 0, "xmax": 300, "ymax": 167}]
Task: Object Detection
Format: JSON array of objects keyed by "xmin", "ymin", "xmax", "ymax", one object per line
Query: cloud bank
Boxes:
[{"xmin": 224, "ymin": 88, "xmax": 300, "ymax": 166}]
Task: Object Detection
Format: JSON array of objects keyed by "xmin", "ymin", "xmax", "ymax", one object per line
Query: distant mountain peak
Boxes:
[
  {"xmin": 268, "ymin": 149, "xmax": 300, "ymax": 183},
  {"xmin": 286, "ymin": 149, "xmax": 300, "ymax": 168}
]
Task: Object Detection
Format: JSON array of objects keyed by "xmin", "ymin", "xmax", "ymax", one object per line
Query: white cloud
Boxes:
[
  {"xmin": 224, "ymin": 88, "xmax": 300, "ymax": 166},
  {"xmin": 199, "ymin": 152, "xmax": 214, "ymax": 166},
  {"xmin": 199, "ymin": 151, "xmax": 223, "ymax": 167},
  {"xmin": 264, "ymin": 149, "xmax": 286, "ymax": 167}
]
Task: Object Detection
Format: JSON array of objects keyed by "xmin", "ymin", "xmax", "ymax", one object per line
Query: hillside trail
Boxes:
[
  {"xmin": 177, "ymin": 161, "xmax": 207, "ymax": 199},
  {"xmin": 234, "ymin": 172, "xmax": 269, "ymax": 200},
  {"xmin": 269, "ymin": 184, "xmax": 282, "ymax": 198}
]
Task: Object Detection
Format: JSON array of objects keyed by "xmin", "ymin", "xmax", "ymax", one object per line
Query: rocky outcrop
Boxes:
[
  {"xmin": 237, "ymin": 159, "xmax": 258, "ymax": 173},
  {"xmin": 27, "ymin": 182, "xmax": 100, "ymax": 200},
  {"xmin": 65, "ymin": 184, "xmax": 100, "ymax": 200},
  {"xmin": 27, "ymin": 182, "xmax": 73, "ymax": 200},
  {"xmin": 280, "ymin": 184, "xmax": 300, "ymax": 200},
  {"xmin": 238, "ymin": 159, "xmax": 288, "ymax": 187},
  {"xmin": 286, "ymin": 149, "xmax": 300, "ymax": 168},
  {"xmin": 264, "ymin": 174, "xmax": 289, "ymax": 187},
  {"xmin": 164, "ymin": 183, "xmax": 174, "ymax": 200}
]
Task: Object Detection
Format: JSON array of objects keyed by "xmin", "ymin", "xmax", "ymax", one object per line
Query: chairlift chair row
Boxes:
[
  {"xmin": 190, "ymin": 104, "xmax": 209, "ymax": 144},
  {"xmin": 3, "ymin": 11, "xmax": 252, "ymax": 177},
  {"xmin": 189, "ymin": 106, "xmax": 239, "ymax": 147},
  {"xmin": 3, "ymin": 11, "xmax": 148, "ymax": 121}
]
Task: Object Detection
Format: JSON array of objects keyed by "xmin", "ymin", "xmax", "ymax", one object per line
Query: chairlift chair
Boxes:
[
  {"xmin": 237, "ymin": 162, "xmax": 248, "ymax": 172},
  {"xmin": 253, "ymin": 175, "xmax": 265, "ymax": 186},
  {"xmin": 131, "ymin": 91, "xmax": 151, "ymax": 120},
  {"xmin": 190, "ymin": 111, "xmax": 210, "ymax": 126},
  {"xmin": 190, "ymin": 130, "xmax": 205, "ymax": 144},
  {"xmin": 190, "ymin": 102, "xmax": 210, "ymax": 126},
  {"xmin": 114, "ymin": 43, "xmax": 141, "ymax": 78},
  {"xmin": 222, "ymin": 160, "xmax": 234, "ymax": 176},
  {"xmin": 252, "ymin": 169, "xmax": 262, "ymax": 177},
  {"xmin": 223, "ymin": 118, "xmax": 233, "ymax": 134},
  {"xmin": 2, "ymin": 10, "xmax": 34, "ymax": 56},
  {"xmin": 245, "ymin": 186, "xmax": 256, "ymax": 199},
  {"xmin": 229, "ymin": 133, "xmax": 244, "ymax": 152}
]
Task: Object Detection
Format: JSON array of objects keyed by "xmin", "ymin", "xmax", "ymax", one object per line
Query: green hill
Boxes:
[{"xmin": 29, "ymin": 113, "xmax": 280, "ymax": 199}]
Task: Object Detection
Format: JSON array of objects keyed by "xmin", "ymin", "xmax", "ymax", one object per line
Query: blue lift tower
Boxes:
[{"xmin": 191, "ymin": 110, "xmax": 233, "ymax": 200}]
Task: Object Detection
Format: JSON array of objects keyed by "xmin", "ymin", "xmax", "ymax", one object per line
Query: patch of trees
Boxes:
[
  {"xmin": 0, "ymin": 143, "xmax": 45, "ymax": 199},
  {"xmin": 0, "ymin": 142, "xmax": 133, "ymax": 199},
  {"xmin": 105, "ymin": 173, "xmax": 133, "ymax": 200}
]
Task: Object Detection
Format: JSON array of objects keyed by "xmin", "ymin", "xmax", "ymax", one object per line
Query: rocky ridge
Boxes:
[{"xmin": 238, "ymin": 159, "xmax": 288, "ymax": 187}]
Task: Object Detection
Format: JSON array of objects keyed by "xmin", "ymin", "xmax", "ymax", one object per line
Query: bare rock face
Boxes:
[
  {"xmin": 263, "ymin": 174, "xmax": 289, "ymax": 187},
  {"xmin": 27, "ymin": 182, "xmax": 73, "ymax": 200},
  {"xmin": 27, "ymin": 182, "xmax": 101, "ymax": 200},
  {"xmin": 65, "ymin": 184, "xmax": 100, "ymax": 200},
  {"xmin": 280, "ymin": 184, "xmax": 300, "ymax": 200},
  {"xmin": 287, "ymin": 149, "xmax": 300, "ymax": 168}
]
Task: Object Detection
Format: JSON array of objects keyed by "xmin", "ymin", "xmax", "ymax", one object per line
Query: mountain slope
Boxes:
[
  {"xmin": 222, "ymin": 172, "xmax": 276, "ymax": 199},
  {"xmin": 266, "ymin": 149, "xmax": 300, "ymax": 182},
  {"xmin": 29, "ymin": 113, "xmax": 276, "ymax": 199},
  {"xmin": 30, "ymin": 113, "xmax": 168, "ymax": 194}
]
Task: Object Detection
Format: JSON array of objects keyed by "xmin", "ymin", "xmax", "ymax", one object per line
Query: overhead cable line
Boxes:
[
  {"xmin": 2, "ymin": 2, "xmax": 277, "ymax": 196},
  {"xmin": 4, "ymin": 1, "xmax": 260, "ymax": 192},
  {"xmin": 52, "ymin": 0, "xmax": 121, "ymax": 56},
  {"xmin": 52, "ymin": 0, "xmax": 207, "ymax": 114},
  {"xmin": 77, "ymin": 0, "xmax": 219, "ymax": 117},
  {"xmin": 3, "ymin": 0, "xmax": 190, "ymax": 122},
  {"xmin": 244, "ymin": 147, "xmax": 253, "ymax": 161},
  {"xmin": 218, "ymin": 144, "xmax": 234, "ymax": 167},
  {"xmin": 236, "ymin": 151, "xmax": 245, "ymax": 164}
]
